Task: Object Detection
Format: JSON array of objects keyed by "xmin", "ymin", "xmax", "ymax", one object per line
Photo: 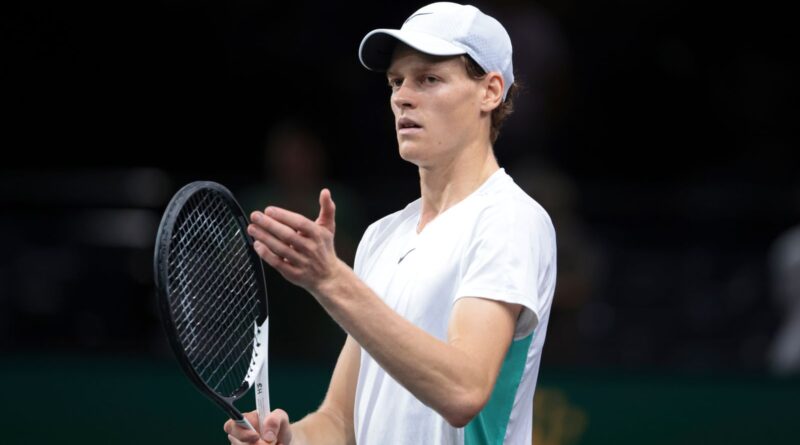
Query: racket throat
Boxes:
[{"xmin": 252, "ymin": 318, "xmax": 271, "ymax": 422}]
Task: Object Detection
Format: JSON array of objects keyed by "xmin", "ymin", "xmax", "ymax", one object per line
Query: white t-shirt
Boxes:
[{"xmin": 352, "ymin": 168, "xmax": 557, "ymax": 445}]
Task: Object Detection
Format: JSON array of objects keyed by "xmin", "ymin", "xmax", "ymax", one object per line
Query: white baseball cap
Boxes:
[{"xmin": 359, "ymin": 2, "xmax": 515, "ymax": 100}]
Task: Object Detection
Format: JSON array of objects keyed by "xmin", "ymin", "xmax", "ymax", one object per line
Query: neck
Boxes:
[{"xmin": 417, "ymin": 141, "xmax": 499, "ymax": 232}]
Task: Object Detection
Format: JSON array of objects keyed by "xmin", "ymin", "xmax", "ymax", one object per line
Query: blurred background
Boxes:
[{"xmin": 2, "ymin": 0, "xmax": 798, "ymax": 444}]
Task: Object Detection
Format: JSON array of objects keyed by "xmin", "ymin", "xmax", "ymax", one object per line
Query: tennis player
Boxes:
[{"xmin": 226, "ymin": 3, "xmax": 557, "ymax": 444}]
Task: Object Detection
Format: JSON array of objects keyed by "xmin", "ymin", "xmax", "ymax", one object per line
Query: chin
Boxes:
[{"xmin": 397, "ymin": 142, "xmax": 425, "ymax": 165}]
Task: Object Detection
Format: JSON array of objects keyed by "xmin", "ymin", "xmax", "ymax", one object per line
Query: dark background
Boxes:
[{"xmin": 2, "ymin": 1, "xmax": 798, "ymax": 444}]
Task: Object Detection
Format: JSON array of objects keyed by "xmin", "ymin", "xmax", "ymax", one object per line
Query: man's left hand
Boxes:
[{"xmin": 248, "ymin": 188, "xmax": 342, "ymax": 294}]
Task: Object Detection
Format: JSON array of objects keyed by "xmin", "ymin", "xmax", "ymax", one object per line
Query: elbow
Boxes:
[
  {"xmin": 440, "ymin": 389, "xmax": 488, "ymax": 428},
  {"xmin": 445, "ymin": 412, "xmax": 477, "ymax": 429}
]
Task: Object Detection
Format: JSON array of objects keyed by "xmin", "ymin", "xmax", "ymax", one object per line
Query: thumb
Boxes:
[
  {"xmin": 315, "ymin": 188, "xmax": 336, "ymax": 234},
  {"xmin": 261, "ymin": 409, "xmax": 291, "ymax": 443}
]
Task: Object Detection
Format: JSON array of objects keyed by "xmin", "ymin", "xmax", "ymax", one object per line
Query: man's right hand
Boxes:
[
  {"xmin": 224, "ymin": 409, "xmax": 293, "ymax": 445},
  {"xmin": 224, "ymin": 336, "xmax": 359, "ymax": 445}
]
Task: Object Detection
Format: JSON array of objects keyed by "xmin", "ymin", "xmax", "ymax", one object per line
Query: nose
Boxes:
[{"xmin": 391, "ymin": 81, "xmax": 416, "ymax": 111}]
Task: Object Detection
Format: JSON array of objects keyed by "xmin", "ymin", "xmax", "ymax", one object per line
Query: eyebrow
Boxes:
[{"xmin": 386, "ymin": 61, "xmax": 442, "ymax": 79}]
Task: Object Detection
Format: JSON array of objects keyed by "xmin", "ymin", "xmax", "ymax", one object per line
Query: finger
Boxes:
[
  {"xmin": 227, "ymin": 434, "xmax": 248, "ymax": 445},
  {"xmin": 264, "ymin": 206, "xmax": 316, "ymax": 234},
  {"xmin": 262, "ymin": 409, "xmax": 292, "ymax": 444},
  {"xmin": 223, "ymin": 417, "xmax": 255, "ymax": 437},
  {"xmin": 251, "ymin": 212, "xmax": 314, "ymax": 252},
  {"xmin": 254, "ymin": 240, "xmax": 303, "ymax": 278},
  {"xmin": 248, "ymin": 222, "xmax": 302, "ymax": 261},
  {"xmin": 252, "ymin": 225, "xmax": 306, "ymax": 265},
  {"xmin": 315, "ymin": 188, "xmax": 336, "ymax": 234},
  {"xmin": 234, "ymin": 411, "xmax": 265, "ymax": 443},
  {"xmin": 224, "ymin": 419, "xmax": 261, "ymax": 443}
]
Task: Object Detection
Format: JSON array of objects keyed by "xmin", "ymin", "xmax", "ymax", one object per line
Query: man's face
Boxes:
[{"xmin": 387, "ymin": 45, "xmax": 484, "ymax": 167}]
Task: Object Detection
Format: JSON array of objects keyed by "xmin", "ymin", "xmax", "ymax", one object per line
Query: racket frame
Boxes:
[{"xmin": 154, "ymin": 181, "xmax": 270, "ymax": 429}]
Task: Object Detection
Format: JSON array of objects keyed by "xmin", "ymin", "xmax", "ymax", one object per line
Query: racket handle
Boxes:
[{"xmin": 256, "ymin": 318, "xmax": 271, "ymax": 429}]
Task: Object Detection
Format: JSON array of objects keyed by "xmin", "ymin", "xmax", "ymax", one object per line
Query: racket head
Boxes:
[{"xmin": 154, "ymin": 181, "xmax": 268, "ymax": 422}]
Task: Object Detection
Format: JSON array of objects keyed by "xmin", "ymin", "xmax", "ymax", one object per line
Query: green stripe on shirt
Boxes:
[{"xmin": 465, "ymin": 333, "xmax": 533, "ymax": 445}]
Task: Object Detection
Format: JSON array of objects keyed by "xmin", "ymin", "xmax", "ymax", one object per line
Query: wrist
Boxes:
[{"xmin": 312, "ymin": 259, "xmax": 350, "ymax": 302}]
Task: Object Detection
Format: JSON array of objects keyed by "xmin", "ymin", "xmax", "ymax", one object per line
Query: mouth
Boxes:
[{"xmin": 397, "ymin": 117, "xmax": 423, "ymax": 134}]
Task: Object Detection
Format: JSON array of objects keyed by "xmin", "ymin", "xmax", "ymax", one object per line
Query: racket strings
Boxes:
[
  {"xmin": 177, "ymin": 192, "xmax": 258, "ymax": 389},
  {"xmin": 170, "ymin": 193, "xmax": 241, "ymax": 332},
  {"xmin": 178, "ymin": 209, "xmax": 257, "ymax": 373},
  {"xmin": 172, "ymin": 194, "xmax": 257, "ymax": 393},
  {"xmin": 177, "ymin": 241, "xmax": 244, "ymax": 351},
  {"xmin": 167, "ymin": 190, "xmax": 261, "ymax": 397}
]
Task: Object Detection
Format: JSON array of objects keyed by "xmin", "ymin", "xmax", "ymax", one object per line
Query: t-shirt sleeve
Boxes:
[
  {"xmin": 353, "ymin": 222, "xmax": 375, "ymax": 279},
  {"xmin": 453, "ymin": 203, "xmax": 552, "ymax": 339}
]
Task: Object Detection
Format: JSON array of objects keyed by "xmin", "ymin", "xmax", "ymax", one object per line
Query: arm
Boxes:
[
  {"xmin": 248, "ymin": 190, "xmax": 521, "ymax": 427},
  {"xmin": 321, "ymin": 271, "xmax": 520, "ymax": 427},
  {"xmin": 225, "ymin": 335, "xmax": 359, "ymax": 445},
  {"xmin": 292, "ymin": 334, "xmax": 359, "ymax": 445}
]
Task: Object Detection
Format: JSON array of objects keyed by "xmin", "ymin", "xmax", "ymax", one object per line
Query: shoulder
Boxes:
[
  {"xmin": 471, "ymin": 170, "xmax": 555, "ymax": 240},
  {"xmin": 360, "ymin": 198, "xmax": 420, "ymax": 247}
]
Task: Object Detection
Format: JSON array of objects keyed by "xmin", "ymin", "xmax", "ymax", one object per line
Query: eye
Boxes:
[
  {"xmin": 423, "ymin": 75, "xmax": 439, "ymax": 84},
  {"xmin": 388, "ymin": 78, "xmax": 403, "ymax": 90}
]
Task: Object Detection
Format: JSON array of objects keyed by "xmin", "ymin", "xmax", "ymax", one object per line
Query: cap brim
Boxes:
[{"xmin": 359, "ymin": 29, "xmax": 467, "ymax": 72}]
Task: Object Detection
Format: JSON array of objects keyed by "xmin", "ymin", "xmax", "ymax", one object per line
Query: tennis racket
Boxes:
[{"xmin": 154, "ymin": 180, "xmax": 270, "ymax": 432}]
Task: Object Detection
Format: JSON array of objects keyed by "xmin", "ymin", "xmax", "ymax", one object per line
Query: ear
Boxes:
[{"xmin": 479, "ymin": 72, "xmax": 504, "ymax": 113}]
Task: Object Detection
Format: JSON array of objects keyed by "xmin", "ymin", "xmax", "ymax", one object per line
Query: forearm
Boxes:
[
  {"xmin": 289, "ymin": 335, "xmax": 358, "ymax": 445},
  {"xmin": 313, "ymin": 262, "xmax": 488, "ymax": 425},
  {"xmin": 291, "ymin": 409, "xmax": 353, "ymax": 445}
]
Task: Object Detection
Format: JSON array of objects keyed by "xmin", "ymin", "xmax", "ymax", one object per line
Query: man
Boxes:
[{"xmin": 225, "ymin": 3, "xmax": 556, "ymax": 444}]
